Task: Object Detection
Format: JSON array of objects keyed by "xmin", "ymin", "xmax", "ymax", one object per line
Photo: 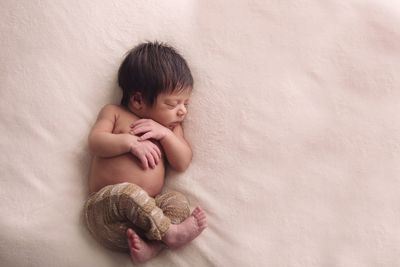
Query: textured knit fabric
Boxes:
[{"xmin": 83, "ymin": 182, "xmax": 190, "ymax": 252}]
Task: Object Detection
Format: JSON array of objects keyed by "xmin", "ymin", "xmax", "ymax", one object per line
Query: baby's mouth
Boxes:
[{"xmin": 169, "ymin": 121, "xmax": 180, "ymax": 129}]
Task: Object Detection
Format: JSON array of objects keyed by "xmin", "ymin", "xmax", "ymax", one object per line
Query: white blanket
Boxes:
[{"xmin": 1, "ymin": 0, "xmax": 400, "ymax": 266}]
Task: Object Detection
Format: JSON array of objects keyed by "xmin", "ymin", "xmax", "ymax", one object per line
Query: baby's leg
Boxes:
[
  {"xmin": 155, "ymin": 191, "xmax": 191, "ymax": 224},
  {"xmin": 127, "ymin": 229, "xmax": 164, "ymax": 263},
  {"xmin": 119, "ymin": 183, "xmax": 171, "ymax": 240},
  {"xmin": 84, "ymin": 184, "xmax": 137, "ymax": 252},
  {"xmin": 162, "ymin": 207, "xmax": 207, "ymax": 249},
  {"xmin": 84, "ymin": 182, "xmax": 171, "ymax": 252}
]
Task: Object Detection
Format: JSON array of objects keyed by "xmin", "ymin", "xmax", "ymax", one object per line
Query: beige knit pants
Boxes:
[{"xmin": 83, "ymin": 182, "xmax": 190, "ymax": 252}]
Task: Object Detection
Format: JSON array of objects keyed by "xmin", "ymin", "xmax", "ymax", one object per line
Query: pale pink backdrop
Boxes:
[{"xmin": 1, "ymin": 0, "xmax": 400, "ymax": 266}]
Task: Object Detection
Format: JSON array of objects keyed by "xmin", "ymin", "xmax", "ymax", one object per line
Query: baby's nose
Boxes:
[{"xmin": 178, "ymin": 106, "xmax": 187, "ymax": 116}]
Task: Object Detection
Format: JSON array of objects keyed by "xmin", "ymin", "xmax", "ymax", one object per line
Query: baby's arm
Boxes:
[
  {"xmin": 160, "ymin": 124, "xmax": 193, "ymax": 172},
  {"xmin": 130, "ymin": 119, "xmax": 192, "ymax": 172},
  {"xmin": 88, "ymin": 105, "xmax": 136, "ymax": 157},
  {"xmin": 88, "ymin": 105, "xmax": 161, "ymax": 169}
]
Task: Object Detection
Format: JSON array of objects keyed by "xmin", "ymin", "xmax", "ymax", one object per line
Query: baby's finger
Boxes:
[
  {"xmin": 146, "ymin": 153, "xmax": 156, "ymax": 169},
  {"xmin": 133, "ymin": 125, "xmax": 151, "ymax": 135},
  {"xmin": 132, "ymin": 128, "xmax": 147, "ymax": 136},
  {"xmin": 139, "ymin": 155, "xmax": 149, "ymax": 170},
  {"xmin": 131, "ymin": 119, "xmax": 149, "ymax": 128},
  {"xmin": 139, "ymin": 132, "xmax": 153, "ymax": 141},
  {"xmin": 149, "ymin": 150, "xmax": 159, "ymax": 165},
  {"xmin": 152, "ymin": 144, "xmax": 161, "ymax": 159}
]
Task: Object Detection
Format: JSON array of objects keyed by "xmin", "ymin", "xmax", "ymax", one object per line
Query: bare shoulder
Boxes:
[
  {"xmin": 98, "ymin": 104, "xmax": 124, "ymax": 117},
  {"xmin": 99, "ymin": 104, "xmax": 142, "ymax": 134},
  {"xmin": 97, "ymin": 104, "xmax": 134, "ymax": 122},
  {"xmin": 91, "ymin": 104, "xmax": 125, "ymax": 133}
]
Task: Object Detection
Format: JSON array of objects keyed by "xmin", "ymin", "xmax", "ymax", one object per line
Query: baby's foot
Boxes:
[
  {"xmin": 162, "ymin": 206, "xmax": 207, "ymax": 249},
  {"xmin": 127, "ymin": 228, "xmax": 164, "ymax": 263}
]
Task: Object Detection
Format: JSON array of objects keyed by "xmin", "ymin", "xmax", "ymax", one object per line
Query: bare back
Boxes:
[{"xmin": 88, "ymin": 105, "xmax": 165, "ymax": 196}]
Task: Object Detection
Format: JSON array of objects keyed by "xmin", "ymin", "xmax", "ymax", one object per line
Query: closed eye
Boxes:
[{"xmin": 166, "ymin": 103, "xmax": 177, "ymax": 109}]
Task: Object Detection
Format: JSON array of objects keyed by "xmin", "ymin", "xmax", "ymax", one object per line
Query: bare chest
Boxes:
[{"xmin": 113, "ymin": 109, "xmax": 140, "ymax": 134}]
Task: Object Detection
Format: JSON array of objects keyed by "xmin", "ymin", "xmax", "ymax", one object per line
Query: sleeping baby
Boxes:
[{"xmin": 83, "ymin": 41, "xmax": 207, "ymax": 263}]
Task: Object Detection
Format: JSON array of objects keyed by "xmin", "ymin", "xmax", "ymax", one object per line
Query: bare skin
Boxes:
[
  {"xmin": 88, "ymin": 89, "xmax": 193, "ymax": 195},
  {"xmin": 127, "ymin": 229, "xmax": 164, "ymax": 263},
  {"xmin": 128, "ymin": 207, "xmax": 208, "ymax": 263},
  {"xmin": 89, "ymin": 89, "xmax": 207, "ymax": 263}
]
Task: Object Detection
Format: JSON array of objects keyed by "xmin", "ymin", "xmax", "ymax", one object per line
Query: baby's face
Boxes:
[{"xmin": 146, "ymin": 88, "xmax": 191, "ymax": 129}]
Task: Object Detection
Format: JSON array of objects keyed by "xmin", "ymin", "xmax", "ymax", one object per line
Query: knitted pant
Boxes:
[{"xmin": 83, "ymin": 182, "xmax": 190, "ymax": 252}]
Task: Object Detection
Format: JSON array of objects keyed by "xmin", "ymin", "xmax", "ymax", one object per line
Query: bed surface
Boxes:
[{"xmin": 1, "ymin": 0, "xmax": 400, "ymax": 266}]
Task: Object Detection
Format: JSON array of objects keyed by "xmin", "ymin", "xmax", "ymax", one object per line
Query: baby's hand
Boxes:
[
  {"xmin": 130, "ymin": 119, "xmax": 171, "ymax": 141},
  {"xmin": 129, "ymin": 138, "xmax": 161, "ymax": 170}
]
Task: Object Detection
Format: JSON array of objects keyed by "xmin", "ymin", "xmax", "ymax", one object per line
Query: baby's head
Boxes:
[{"xmin": 118, "ymin": 41, "xmax": 193, "ymax": 128}]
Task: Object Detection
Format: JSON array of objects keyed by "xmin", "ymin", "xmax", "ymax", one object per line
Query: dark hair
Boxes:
[{"xmin": 118, "ymin": 41, "xmax": 194, "ymax": 107}]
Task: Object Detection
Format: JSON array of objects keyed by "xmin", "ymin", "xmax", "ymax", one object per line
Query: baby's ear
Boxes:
[{"xmin": 130, "ymin": 92, "xmax": 144, "ymax": 110}]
